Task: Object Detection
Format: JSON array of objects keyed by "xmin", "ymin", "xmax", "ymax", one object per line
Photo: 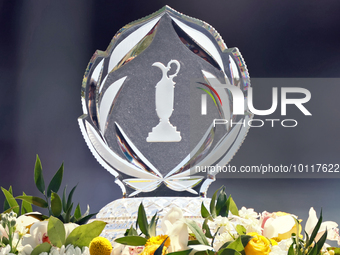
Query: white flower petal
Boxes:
[
  {"xmin": 111, "ymin": 243, "xmax": 125, "ymax": 255},
  {"xmin": 263, "ymin": 215, "xmax": 295, "ymax": 239},
  {"xmin": 161, "ymin": 207, "xmax": 183, "ymax": 232},
  {"xmin": 305, "ymin": 207, "xmax": 318, "ymax": 235},
  {"xmin": 188, "ymin": 245, "xmax": 214, "ymax": 251},
  {"xmin": 161, "ymin": 219, "xmax": 173, "ymax": 234},
  {"xmin": 16, "ymin": 244, "xmax": 33, "ymax": 255},
  {"xmin": 64, "ymin": 223, "xmax": 79, "ymax": 237},
  {"xmin": 269, "ymin": 245, "xmax": 286, "ymax": 255},
  {"xmin": 16, "ymin": 213, "xmax": 40, "ymax": 233},
  {"xmin": 319, "ymin": 221, "xmax": 338, "ymax": 233},
  {"xmin": 0, "ymin": 225, "xmax": 8, "ymax": 239},
  {"xmin": 75, "ymin": 246, "xmax": 82, "ymax": 255},
  {"xmin": 0, "ymin": 245, "xmax": 11, "ymax": 255},
  {"xmin": 168, "ymin": 221, "xmax": 189, "ymax": 252}
]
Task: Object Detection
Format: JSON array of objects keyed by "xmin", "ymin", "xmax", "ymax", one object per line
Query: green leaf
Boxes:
[
  {"xmin": 187, "ymin": 240, "xmax": 200, "ymax": 245},
  {"xmin": 115, "ymin": 236, "xmax": 148, "ymax": 246},
  {"xmin": 148, "ymin": 213, "xmax": 158, "ymax": 237},
  {"xmin": 154, "ymin": 236, "xmax": 168, "ymax": 255},
  {"xmin": 305, "ymin": 230, "xmax": 310, "ymax": 247},
  {"xmin": 201, "ymin": 202, "xmax": 212, "ymax": 220},
  {"xmin": 194, "ymin": 251, "xmax": 214, "ymax": 255},
  {"xmin": 3, "ymin": 186, "xmax": 13, "ymax": 211},
  {"xmin": 66, "ymin": 185, "xmax": 77, "ymax": 212},
  {"xmin": 48, "ymin": 216, "xmax": 66, "ymax": 248},
  {"xmin": 34, "ymin": 155, "xmax": 45, "ymax": 194},
  {"xmin": 125, "ymin": 225, "xmax": 138, "ymax": 236},
  {"xmin": 210, "ymin": 187, "xmax": 222, "ymax": 218},
  {"xmin": 235, "ymin": 225, "xmax": 246, "ymax": 235},
  {"xmin": 308, "ymin": 243, "xmax": 318, "ymax": 255},
  {"xmin": 137, "ymin": 203, "xmax": 149, "ymax": 237},
  {"xmin": 24, "ymin": 212, "xmax": 49, "ymax": 221},
  {"xmin": 129, "ymin": 227, "xmax": 138, "ymax": 236},
  {"xmin": 16, "ymin": 195, "xmax": 48, "ymax": 208},
  {"xmin": 218, "ymin": 248, "xmax": 242, "ymax": 255},
  {"xmin": 21, "ymin": 192, "xmax": 33, "ymax": 215},
  {"xmin": 202, "ymin": 218, "xmax": 213, "ymax": 238},
  {"xmin": 31, "ymin": 242, "xmax": 52, "ymax": 255},
  {"xmin": 182, "ymin": 218, "xmax": 209, "ymax": 245},
  {"xmin": 51, "ymin": 192, "xmax": 62, "ymax": 217},
  {"xmin": 62, "ymin": 186, "xmax": 67, "ymax": 212},
  {"xmin": 2, "ymin": 206, "xmax": 19, "ymax": 215},
  {"xmin": 74, "ymin": 213, "xmax": 96, "ymax": 225},
  {"xmin": 218, "ymin": 235, "xmax": 253, "ymax": 252},
  {"xmin": 225, "ymin": 236, "xmax": 243, "ymax": 252},
  {"xmin": 218, "ymin": 241, "xmax": 232, "ymax": 251},
  {"xmin": 315, "ymin": 229, "xmax": 327, "ymax": 255},
  {"xmin": 3, "ymin": 200, "xmax": 10, "ymax": 212},
  {"xmin": 1, "ymin": 187, "xmax": 19, "ymax": 214},
  {"xmin": 167, "ymin": 249, "xmax": 192, "ymax": 255},
  {"xmin": 227, "ymin": 196, "xmax": 239, "ymax": 216},
  {"xmin": 207, "ymin": 251, "xmax": 216, "ymax": 255},
  {"xmin": 216, "ymin": 188, "xmax": 228, "ymax": 217},
  {"xmin": 64, "ymin": 203, "xmax": 73, "ymax": 223},
  {"xmin": 65, "ymin": 220, "xmax": 106, "ymax": 248},
  {"xmin": 74, "ymin": 204, "xmax": 82, "ymax": 220},
  {"xmin": 306, "ymin": 210, "xmax": 323, "ymax": 247},
  {"xmin": 287, "ymin": 244, "xmax": 295, "ymax": 255},
  {"xmin": 240, "ymin": 235, "xmax": 253, "ymax": 248},
  {"xmin": 47, "ymin": 163, "xmax": 64, "ymax": 198}
]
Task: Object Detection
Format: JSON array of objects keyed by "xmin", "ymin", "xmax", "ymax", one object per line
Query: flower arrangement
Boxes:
[
  {"xmin": 1, "ymin": 157, "xmax": 340, "ymax": 255},
  {"xmin": 111, "ymin": 187, "xmax": 340, "ymax": 255},
  {"xmin": 0, "ymin": 156, "xmax": 106, "ymax": 255}
]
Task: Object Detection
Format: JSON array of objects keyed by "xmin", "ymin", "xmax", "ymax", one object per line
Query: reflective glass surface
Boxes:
[{"xmin": 79, "ymin": 6, "xmax": 252, "ymax": 198}]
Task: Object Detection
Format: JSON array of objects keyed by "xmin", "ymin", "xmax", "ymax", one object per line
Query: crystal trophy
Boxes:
[{"xmin": 78, "ymin": 6, "xmax": 252, "ymax": 240}]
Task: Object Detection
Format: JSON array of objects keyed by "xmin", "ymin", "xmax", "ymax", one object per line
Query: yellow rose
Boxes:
[{"xmin": 244, "ymin": 232, "xmax": 271, "ymax": 255}]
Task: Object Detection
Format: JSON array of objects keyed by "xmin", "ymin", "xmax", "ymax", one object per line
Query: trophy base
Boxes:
[
  {"xmin": 147, "ymin": 121, "xmax": 181, "ymax": 142},
  {"xmin": 96, "ymin": 197, "xmax": 210, "ymax": 242}
]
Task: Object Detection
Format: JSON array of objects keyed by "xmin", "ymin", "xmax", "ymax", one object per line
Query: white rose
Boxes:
[
  {"xmin": 161, "ymin": 207, "xmax": 189, "ymax": 252},
  {"xmin": 161, "ymin": 207, "xmax": 183, "ymax": 233}
]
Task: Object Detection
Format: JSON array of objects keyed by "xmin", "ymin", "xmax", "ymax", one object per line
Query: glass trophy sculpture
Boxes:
[{"xmin": 78, "ymin": 6, "xmax": 252, "ymax": 240}]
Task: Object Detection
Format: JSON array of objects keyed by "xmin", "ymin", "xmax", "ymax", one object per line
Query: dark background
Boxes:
[{"xmin": 1, "ymin": 0, "xmax": 340, "ymax": 231}]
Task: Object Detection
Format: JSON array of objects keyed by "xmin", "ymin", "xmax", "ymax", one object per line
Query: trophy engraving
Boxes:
[{"xmin": 147, "ymin": 60, "xmax": 181, "ymax": 142}]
